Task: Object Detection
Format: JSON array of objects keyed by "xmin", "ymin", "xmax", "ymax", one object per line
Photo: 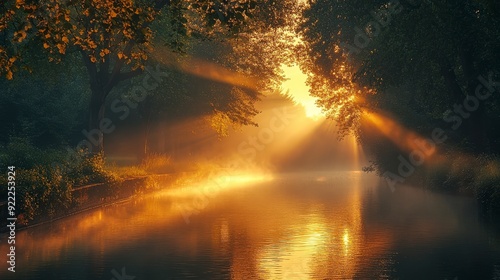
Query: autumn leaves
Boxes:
[{"xmin": 1, "ymin": 0, "xmax": 157, "ymax": 79}]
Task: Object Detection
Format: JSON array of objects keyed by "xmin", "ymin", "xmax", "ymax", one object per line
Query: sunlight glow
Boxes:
[
  {"xmin": 281, "ymin": 65, "xmax": 324, "ymax": 120},
  {"xmin": 363, "ymin": 111, "xmax": 437, "ymax": 157},
  {"xmin": 150, "ymin": 47, "xmax": 258, "ymax": 90},
  {"xmin": 256, "ymin": 216, "xmax": 330, "ymax": 280},
  {"xmin": 162, "ymin": 171, "xmax": 274, "ymax": 199},
  {"xmin": 343, "ymin": 229, "xmax": 350, "ymax": 247},
  {"xmin": 350, "ymin": 134, "xmax": 362, "ymax": 170},
  {"xmin": 5, "ymin": 172, "xmax": 392, "ymax": 280}
]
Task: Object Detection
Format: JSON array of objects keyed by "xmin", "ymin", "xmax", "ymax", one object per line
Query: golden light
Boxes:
[
  {"xmin": 162, "ymin": 171, "xmax": 274, "ymax": 199},
  {"xmin": 343, "ymin": 228, "xmax": 350, "ymax": 257},
  {"xmin": 256, "ymin": 215, "xmax": 330, "ymax": 280},
  {"xmin": 281, "ymin": 65, "xmax": 325, "ymax": 120},
  {"xmin": 363, "ymin": 111, "xmax": 437, "ymax": 157},
  {"xmin": 349, "ymin": 134, "xmax": 363, "ymax": 170},
  {"xmin": 343, "ymin": 229, "xmax": 350, "ymax": 247},
  {"xmin": 150, "ymin": 46, "xmax": 259, "ymax": 90}
]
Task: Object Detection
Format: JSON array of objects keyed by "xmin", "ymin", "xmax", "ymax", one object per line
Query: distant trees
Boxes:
[{"xmin": 1, "ymin": 0, "xmax": 298, "ymax": 153}]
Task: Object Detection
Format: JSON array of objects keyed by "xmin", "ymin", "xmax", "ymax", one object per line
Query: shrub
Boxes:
[
  {"xmin": 1, "ymin": 142, "xmax": 119, "ymax": 223},
  {"xmin": 0, "ymin": 137, "xmax": 65, "ymax": 170},
  {"xmin": 17, "ymin": 165, "xmax": 74, "ymax": 220},
  {"xmin": 64, "ymin": 150, "xmax": 118, "ymax": 186}
]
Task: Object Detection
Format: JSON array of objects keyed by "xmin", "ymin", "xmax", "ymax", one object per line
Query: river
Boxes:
[{"xmin": 1, "ymin": 171, "xmax": 499, "ymax": 279}]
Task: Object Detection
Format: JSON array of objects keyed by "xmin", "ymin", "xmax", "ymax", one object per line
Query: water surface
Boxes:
[{"xmin": 1, "ymin": 171, "xmax": 499, "ymax": 279}]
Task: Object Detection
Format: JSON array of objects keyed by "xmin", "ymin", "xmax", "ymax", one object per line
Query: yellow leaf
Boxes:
[
  {"xmin": 43, "ymin": 42, "xmax": 50, "ymax": 49},
  {"xmin": 62, "ymin": 36, "xmax": 69, "ymax": 43},
  {"xmin": 57, "ymin": 43, "xmax": 65, "ymax": 54},
  {"xmin": 15, "ymin": 0, "xmax": 24, "ymax": 9},
  {"xmin": 117, "ymin": 53, "xmax": 123, "ymax": 59},
  {"xmin": 6, "ymin": 71, "xmax": 13, "ymax": 80}
]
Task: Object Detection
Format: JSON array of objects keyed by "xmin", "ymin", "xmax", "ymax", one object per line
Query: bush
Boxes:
[
  {"xmin": 0, "ymin": 139, "xmax": 120, "ymax": 223},
  {"xmin": 0, "ymin": 137, "xmax": 65, "ymax": 170},
  {"xmin": 17, "ymin": 165, "xmax": 74, "ymax": 220},
  {"xmin": 13, "ymin": 150, "xmax": 120, "ymax": 223},
  {"xmin": 64, "ymin": 150, "xmax": 119, "ymax": 186}
]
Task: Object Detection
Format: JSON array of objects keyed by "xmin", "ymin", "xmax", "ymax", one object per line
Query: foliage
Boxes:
[
  {"xmin": 1, "ymin": 0, "xmax": 300, "ymax": 153},
  {"xmin": 64, "ymin": 150, "xmax": 119, "ymax": 186},
  {"xmin": 17, "ymin": 165, "xmax": 73, "ymax": 220},
  {"xmin": 0, "ymin": 137, "xmax": 66, "ymax": 169},
  {"xmin": 299, "ymin": 0, "xmax": 500, "ymax": 145},
  {"xmin": 1, "ymin": 0, "xmax": 157, "ymax": 73},
  {"xmin": 0, "ymin": 138, "xmax": 119, "ymax": 222},
  {"xmin": 0, "ymin": 52, "xmax": 88, "ymax": 148}
]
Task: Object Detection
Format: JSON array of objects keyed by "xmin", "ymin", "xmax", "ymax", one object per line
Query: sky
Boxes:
[{"xmin": 281, "ymin": 64, "xmax": 323, "ymax": 119}]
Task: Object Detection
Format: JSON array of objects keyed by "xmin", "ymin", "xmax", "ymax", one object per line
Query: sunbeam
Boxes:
[
  {"xmin": 363, "ymin": 111, "xmax": 437, "ymax": 158},
  {"xmin": 149, "ymin": 46, "xmax": 258, "ymax": 90}
]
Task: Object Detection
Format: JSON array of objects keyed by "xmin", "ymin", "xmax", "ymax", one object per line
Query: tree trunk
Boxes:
[
  {"xmin": 79, "ymin": 0, "xmax": 171, "ymax": 155},
  {"xmin": 81, "ymin": 50, "xmax": 138, "ymax": 155},
  {"xmin": 88, "ymin": 87, "xmax": 107, "ymax": 153}
]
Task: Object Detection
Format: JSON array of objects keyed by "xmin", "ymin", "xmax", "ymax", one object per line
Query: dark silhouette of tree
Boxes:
[{"xmin": 299, "ymin": 0, "xmax": 500, "ymax": 151}]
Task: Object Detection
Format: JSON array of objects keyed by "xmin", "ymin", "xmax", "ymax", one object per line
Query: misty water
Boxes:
[{"xmin": 1, "ymin": 171, "xmax": 500, "ymax": 280}]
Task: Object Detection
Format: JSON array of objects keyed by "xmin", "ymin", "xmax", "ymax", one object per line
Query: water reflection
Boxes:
[
  {"xmin": 1, "ymin": 171, "xmax": 499, "ymax": 279},
  {"xmin": 256, "ymin": 212, "xmax": 329, "ymax": 279},
  {"xmin": 226, "ymin": 172, "xmax": 370, "ymax": 280}
]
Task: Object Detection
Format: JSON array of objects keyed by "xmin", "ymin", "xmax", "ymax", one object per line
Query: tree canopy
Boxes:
[
  {"xmin": 1, "ymin": 0, "xmax": 299, "ymax": 152},
  {"xmin": 299, "ymin": 0, "xmax": 500, "ymax": 150}
]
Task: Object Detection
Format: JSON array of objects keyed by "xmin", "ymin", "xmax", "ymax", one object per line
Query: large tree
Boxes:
[
  {"xmin": 299, "ymin": 0, "xmax": 500, "ymax": 150},
  {"xmin": 1, "ymin": 0, "xmax": 298, "ymax": 152}
]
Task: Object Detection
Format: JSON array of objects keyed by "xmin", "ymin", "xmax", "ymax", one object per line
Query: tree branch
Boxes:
[
  {"xmin": 103, "ymin": 0, "xmax": 171, "ymax": 92},
  {"xmin": 80, "ymin": 49, "xmax": 98, "ymax": 88},
  {"xmin": 105, "ymin": 68, "xmax": 144, "ymax": 93}
]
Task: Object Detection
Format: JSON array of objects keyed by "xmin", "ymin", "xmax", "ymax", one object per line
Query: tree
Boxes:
[
  {"xmin": 299, "ymin": 0, "xmax": 500, "ymax": 150},
  {"xmin": 1, "ymin": 0, "xmax": 298, "ymax": 153}
]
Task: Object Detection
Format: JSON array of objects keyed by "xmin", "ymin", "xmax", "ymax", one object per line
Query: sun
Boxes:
[{"xmin": 281, "ymin": 65, "xmax": 324, "ymax": 120}]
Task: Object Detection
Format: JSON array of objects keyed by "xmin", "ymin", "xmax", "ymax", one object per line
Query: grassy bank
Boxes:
[{"xmin": 0, "ymin": 138, "xmax": 182, "ymax": 225}]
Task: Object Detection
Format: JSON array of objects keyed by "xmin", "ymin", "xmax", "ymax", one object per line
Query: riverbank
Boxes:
[
  {"xmin": 372, "ymin": 152, "xmax": 500, "ymax": 221},
  {"xmin": 0, "ymin": 172, "xmax": 187, "ymax": 233}
]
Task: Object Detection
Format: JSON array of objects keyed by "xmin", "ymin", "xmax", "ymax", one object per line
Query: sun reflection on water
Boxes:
[
  {"xmin": 0, "ymin": 171, "xmax": 386, "ymax": 280},
  {"xmin": 246, "ymin": 172, "xmax": 366, "ymax": 280}
]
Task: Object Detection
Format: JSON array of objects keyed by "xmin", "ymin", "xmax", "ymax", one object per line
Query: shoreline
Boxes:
[{"xmin": 0, "ymin": 173, "xmax": 186, "ymax": 234}]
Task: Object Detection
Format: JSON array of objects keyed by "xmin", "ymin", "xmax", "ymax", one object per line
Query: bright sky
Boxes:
[{"xmin": 281, "ymin": 65, "xmax": 324, "ymax": 119}]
